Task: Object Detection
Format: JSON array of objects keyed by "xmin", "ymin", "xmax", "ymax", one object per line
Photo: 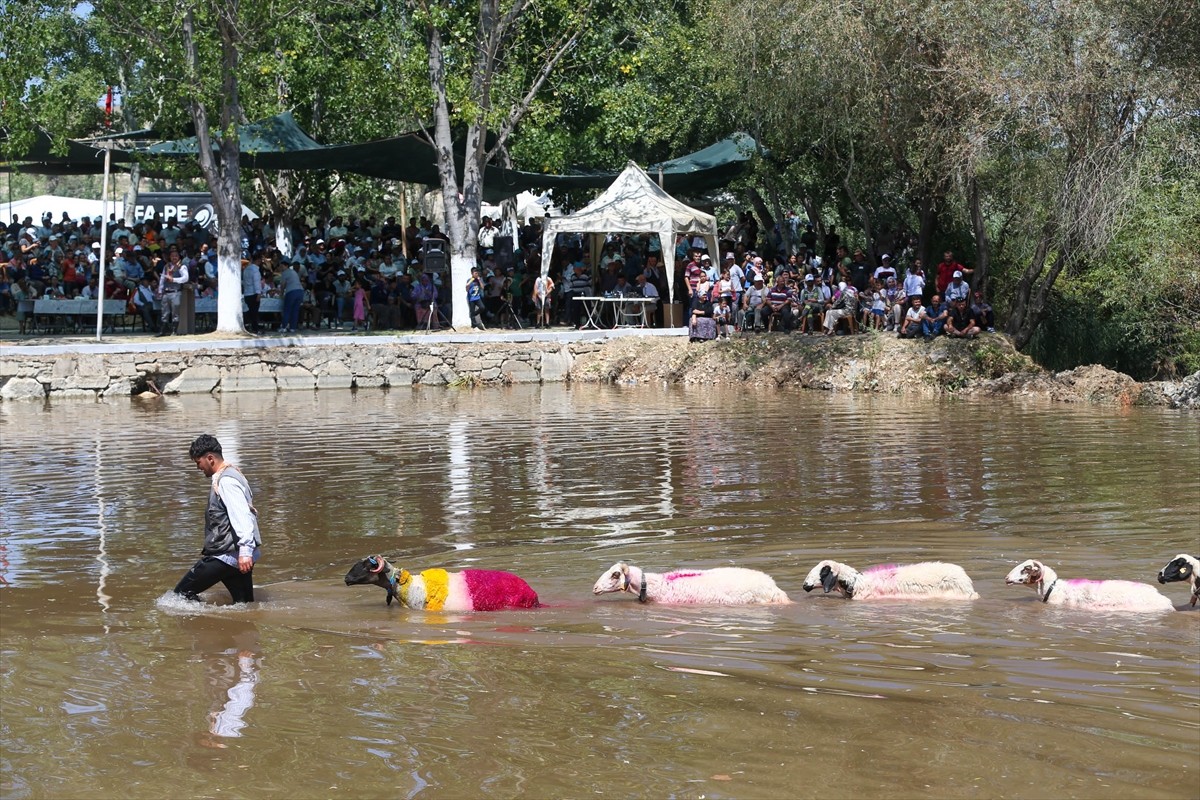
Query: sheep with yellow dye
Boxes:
[{"xmin": 344, "ymin": 555, "xmax": 540, "ymax": 610}]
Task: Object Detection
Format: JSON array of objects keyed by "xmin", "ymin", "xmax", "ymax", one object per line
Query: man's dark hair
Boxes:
[{"xmin": 189, "ymin": 434, "xmax": 222, "ymax": 460}]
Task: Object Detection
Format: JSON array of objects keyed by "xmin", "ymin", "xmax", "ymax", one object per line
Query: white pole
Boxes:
[{"xmin": 95, "ymin": 145, "xmax": 112, "ymax": 341}]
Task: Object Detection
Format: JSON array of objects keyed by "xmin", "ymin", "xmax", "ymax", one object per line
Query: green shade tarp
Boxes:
[{"xmin": 2, "ymin": 112, "xmax": 758, "ymax": 199}]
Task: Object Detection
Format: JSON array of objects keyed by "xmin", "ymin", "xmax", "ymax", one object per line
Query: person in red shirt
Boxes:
[{"xmin": 935, "ymin": 250, "xmax": 970, "ymax": 295}]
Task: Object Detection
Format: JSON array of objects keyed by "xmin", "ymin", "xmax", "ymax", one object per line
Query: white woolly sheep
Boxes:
[
  {"xmin": 1157, "ymin": 554, "xmax": 1200, "ymax": 608},
  {"xmin": 801, "ymin": 559, "xmax": 979, "ymax": 600},
  {"xmin": 1005, "ymin": 559, "xmax": 1175, "ymax": 612},
  {"xmin": 591, "ymin": 562, "xmax": 791, "ymax": 605}
]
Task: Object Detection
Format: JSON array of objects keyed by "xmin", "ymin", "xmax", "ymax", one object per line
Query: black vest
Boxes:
[{"xmin": 202, "ymin": 468, "xmax": 255, "ymax": 556}]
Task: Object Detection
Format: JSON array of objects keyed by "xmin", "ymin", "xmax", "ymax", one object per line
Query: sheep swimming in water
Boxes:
[
  {"xmin": 344, "ymin": 555, "xmax": 541, "ymax": 610},
  {"xmin": 591, "ymin": 562, "xmax": 791, "ymax": 605},
  {"xmin": 801, "ymin": 559, "xmax": 979, "ymax": 600},
  {"xmin": 1005, "ymin": 558, "xmax": 1174, "ymax": 612},
  {"xmin": 1157, "ymin": 554, "xmax": 1199, "ymax": 608}
]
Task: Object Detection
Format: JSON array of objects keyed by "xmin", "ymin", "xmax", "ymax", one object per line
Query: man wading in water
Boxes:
[{"xmin": 173, "ymin": 434, "xmax": 261, "ymax": 603}]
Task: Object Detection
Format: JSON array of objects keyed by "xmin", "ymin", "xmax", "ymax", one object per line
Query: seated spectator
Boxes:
[
  {"xmin": 902, "ymin": 261, "xmax": 925, "ymax": 304},
  {"xmin": 971, "ymin": 291, "xmax": 996, "ymax": 332},
  {"xmin": 796, "ymin": 273, "xmax": 823, "ymax": 334},
  {"xmin": 922, "ymin": 294, "xmax": 950, "ymax": 340},
  {"xmin": 899, "ymin": 295, "xmax": 927, "ymax": 339},
  {"xmin": 866, "ymin": 280, "xmax": 888, "ymax": 330},
  {"xmin": 884, "ymin": 276, "xmax": 905, "ymax": 331},
  {"xmin": 822, "ymin": 281, "xmax": 856, "ymax": 335},
  {"xmin": 873, "ymin": 254, "xmax": 896, "ymax": 285},
  {"xmin": 946, "ymin": 297, "xmax": 981, "ymax": 339},
  {"xmin": 764, "ymin": 274, "xmax": 793, "ymax": 332},
  {"xmin": 301, "ymin": 286, "xmax": 322, "ymax": 329},
  {"xmin": 742, "ymin": 274, "xmax": 768, "ymax": 331},
  {"xmin": 688, "ymin": 283, "xmax": 716, "ymax": 342},
  {"xmin": 945, "ymin": 270, "xmax": 970, "ymax": 304},
  {"xmin": 713, "ymin": 295, "xmax": 734, "ymax": 339},
  {"xmin": 132, "ymin": 275, "xmax": 157, "ymax": 331},
  {"xmin": 634, "ymin": 273, "xmax": 656, "ymax": 327}
]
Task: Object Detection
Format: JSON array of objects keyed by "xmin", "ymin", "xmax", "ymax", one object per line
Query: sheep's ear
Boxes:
[
  {"xmin": 1026, "ymin": 561, "xmax": 1043, "ymax": 581},
  {"xmin": 820, "ymin": 565, "xmax": 838, "ymax": 593}
]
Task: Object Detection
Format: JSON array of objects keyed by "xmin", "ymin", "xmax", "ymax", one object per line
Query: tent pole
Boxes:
[
  {"xmin": 399, "ymin": 186, "xmax": 408, "ymax": 259},
  {"xmin": 95, "ymin": 145, "xmax": 112, "ymax": 342}
]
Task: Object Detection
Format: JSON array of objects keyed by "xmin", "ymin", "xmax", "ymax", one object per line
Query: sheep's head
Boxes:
[
  {"xmin": 802, "ymin": 560, "xmax": 854, "ymax": 597},
  {"xmin": 345, "ymin": 555, "xmax": 401, "ymax": 605},
  {"xmin": 593, "ymin": 562, "xmax": 630, "ymax": 595},
  {"xmin": 1158, "ymin": 554, "xmax": 1198, "ymax": 585},
  {"xmin": 1005, "ymin": 559, "xmax": 1044, "ymax": 588}
]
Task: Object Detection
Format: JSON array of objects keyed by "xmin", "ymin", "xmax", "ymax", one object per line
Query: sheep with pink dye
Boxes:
[
  {"xmin": 1157, "ymin": 554, "xmax": 1199, "ymax": 607},
  {"xmin": 592, "ymin": 562, "xmax": 790, "ymax": 605},
  {"xmin": 1005, "ymin": 559, "xmax": 1174, "ymax": 612},
  {"xmin": 801, "ymin": 560, "xmax": 979, "ymax": 600}
]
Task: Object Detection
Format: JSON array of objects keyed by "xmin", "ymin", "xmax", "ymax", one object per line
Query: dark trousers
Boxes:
[
  {"xmin": 244, "ymin": 293, "xmax": 261, "ymax": 332},
  {"xmin": 174, "ymin": 555, "xmax": 255, "ymax": 603},
  {"xmin": 283, "ymin": 289, "xmax": 303, "ymax": 330}
]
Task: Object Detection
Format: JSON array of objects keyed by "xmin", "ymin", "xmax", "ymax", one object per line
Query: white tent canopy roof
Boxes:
[
  {"xmin": 540, "ymin": 162, "xmax": 719, "ymax": 314},
  {"xmin": 1, "ymin": 195, "xmax": 109, "ymax": 224}
]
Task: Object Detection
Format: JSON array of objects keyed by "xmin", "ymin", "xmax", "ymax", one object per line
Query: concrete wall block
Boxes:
[
  {"xmin": 501, "ymin": 359, "xmax": 539, "ymax": 384},
  {"xmin": 164, "ymin": 365, "xmax": 221, "ymax": 394},
  {"xmin": 316, "ymin": 361, "xmax": 353, "ymax": 390},
  {"xmin": 221, "ymin": 363, "xmax": 277, "ymax": 393},
  {"xmin": 416, "ymin": 355, "xmax": 444, "ymax": 371},
  {"xmin": 541, "ymin": 347, "xmax": 574, "ymax": 383},
  {"xmin": 51, "ymin": 357, "xmax": 76, "ymax": 379},
  {"xmin": 384, "ymin": 366, "xmax": 414, "ymax": 386},
  {"xmin": 354, "ymin": 375, "xmax": 386, "ymax": 389},
  {"xmin": 66, "ymin": 373, "xmax": 111, "ymax": 390},
  {"xmin": 102, "ymin": 377, "xmax": 134, "ymax": 397},
  {"xmin": 0, "ymin": 377, "xmax": 46, "ymax": 401},
  {"xmin": 275, "ymin": 365, "xmax": 316, "ymax": 391}
]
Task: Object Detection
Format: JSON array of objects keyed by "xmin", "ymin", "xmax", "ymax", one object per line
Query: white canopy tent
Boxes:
[
  {"xmin": 539, "ymin": 162, "xmax": 719, "ymax": 306},
  {"xmin": 1, "ymin": 194, "xmax": 108, "ymax": 225}
]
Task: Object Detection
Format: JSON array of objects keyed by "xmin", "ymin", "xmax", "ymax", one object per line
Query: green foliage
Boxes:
[{"xmin": 1028, "ymin": 120, "xmax": 1200, "ymax": 379}]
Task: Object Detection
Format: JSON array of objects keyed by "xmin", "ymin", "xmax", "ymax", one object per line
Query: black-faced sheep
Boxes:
[
  {"xmin": 591, "ymin": 562, "xmax": 790, "ymax": 605},
  {"xmin": 344, "ymin": 555, "xmax": 540, "ymax": 610},
  {"xmin": 1005, "ymin": 558, "xmax": 1174, "ymax": 612},
  {"xmin": 1157, "ymin": 554, "xmax": 1199, "ymax": 607},
  {"xmin": 801, "ymin": 559, "xmax": 979, "ymax": 600}
]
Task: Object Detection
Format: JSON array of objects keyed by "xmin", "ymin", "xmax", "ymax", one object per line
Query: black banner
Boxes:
[{"xmin": 133, "ymin": 192, "xmax": 256, "ymax": 232}]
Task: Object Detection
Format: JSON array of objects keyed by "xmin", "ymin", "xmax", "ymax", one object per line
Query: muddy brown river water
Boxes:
[{"xmin": 1, "ymin": 385, "xmax": 1198, "ymax": 799}]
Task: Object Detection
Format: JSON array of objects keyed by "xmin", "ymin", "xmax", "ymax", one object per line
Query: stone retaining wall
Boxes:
[{"xmin": 0, "ymin": 341, "xmax": 605, "ymax": 401}]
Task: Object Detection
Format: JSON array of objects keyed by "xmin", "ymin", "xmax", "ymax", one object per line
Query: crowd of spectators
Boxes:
[{"xmin": 1, "ymin": 205, "xmax": 996, "ymax": 342}]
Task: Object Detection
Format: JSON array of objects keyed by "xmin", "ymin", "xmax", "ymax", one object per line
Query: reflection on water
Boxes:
[{"xmin": 1, "ymin": 386, "xmax": 1198, "ymax": 799}]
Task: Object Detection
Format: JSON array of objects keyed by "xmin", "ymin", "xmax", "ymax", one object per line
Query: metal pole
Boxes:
[{"xmin": 95, "ymin": 145, "xmax": 111, "ymax": 341}]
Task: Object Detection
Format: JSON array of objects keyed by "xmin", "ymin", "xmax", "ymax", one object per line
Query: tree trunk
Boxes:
[
  {"xmin": 844, "ymin": 174, "xmax": 877, "ymax": 269},
  {"xmin": 183, "ymin": 6, "xmax": 245, "ymax": 333},
  {"xmin": 968, "ymin": 175, "xmax": 990, "ymax": 301},
  {"xmin": 915, "ymin": 193, "xmax": 937, "ymax": 271},
  {"xmin": 1005, "ymin": 228, "xmax": 1052, "ymax": 347},
  {"xmin": 745, "ymin": 187, "xmax": 777, "ymax": 256},
  {"xmin": 428, "ymin": 24, "xmax": 480, "ymax": 330}
]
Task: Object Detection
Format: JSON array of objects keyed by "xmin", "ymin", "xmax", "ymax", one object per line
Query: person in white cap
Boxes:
[{"xmin": 944, "ymin": 269, "xmax": 970, "ymax": 304}]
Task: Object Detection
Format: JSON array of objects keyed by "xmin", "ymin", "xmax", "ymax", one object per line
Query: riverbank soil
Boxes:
[{"xmin": 569, "ymin": 331, "xmax": 1200, "ymax": 408}]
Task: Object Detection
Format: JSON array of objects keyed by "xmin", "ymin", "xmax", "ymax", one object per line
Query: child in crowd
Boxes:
[
  {"xmin": 714, "ymin": 295, "xmax": 733, "ymax": 339},
  {"xmin": 352, "ymin": 278, "xmax": 370, "ymax": 331}
]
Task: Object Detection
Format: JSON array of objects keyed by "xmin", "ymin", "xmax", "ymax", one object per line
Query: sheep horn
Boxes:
[{"xmin": 369, "ymin": 556, "xmax": 386, "ymax": 574}]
